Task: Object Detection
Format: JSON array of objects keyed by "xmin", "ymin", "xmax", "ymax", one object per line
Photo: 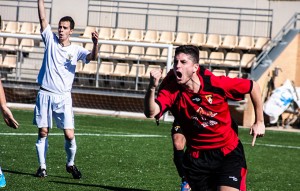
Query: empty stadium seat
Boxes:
[
  {"xmin": 2, "ymin": 54, "xmax": 17, "ymax": 69},
  {"xmin": 111, "ymin": 62, "xmax": 130, "ymax": 77},
  {"xmin": 212, "ymin": 69, "xmax": 226, "ymax": 76},
  {"xmin": 127, "ymin": 29, "xmax": 144, "ymax": 42},
  {"xmin": 75, "ymin": 60, "xmax": 83, "ymax": 73},
  {"xmin": 252, "ymin": 37, "xmax": 270, "ymax": 51},
  {"xmin": 79, "ymin": 26, "xmax": 98, "ymax": 38},
  {"xmin": 159, "ymin": 31, "xmax": 175, "ymax": 44},
  {"xmin": 236, "ymin": 36, "xmax": 255, "ymax": 51},
  {"xmin": 19, "ymin": 38, "xmax": 34, "ymax": 52},
  {"xmin": 112, "ymin": 28, "xmax": 128, "ymax": 41},
  {"xmin": 208, "ymin": 51, "xmax": 224, "ymax": 65},
  {"xmin": 0, "ymin": 37, "xmax": 19, "ymax": 51},
  {"xmin": 127, "ymin": 46, "xmax": 145, "ymax": 59},
  {"xmin": 98, "ymin": 27, "xmax": 113, "ymax": 40},
  {"xmin": 79, "ymin": 61, "xmax": 98, "ymax": 75},
  {"xmin": 227, "ymin": 70, "xmax": 240, "ymax": 78},
  {"xmin": 142, "ymin": 47, "xmax": 160, "ymax": 61},
  {"xmin": 143, "ymin": 30, "xmax": 159, "ymax": 43},
  {"xmin": 240, "ymin": 53, "xmax": 256, "ymax": 68},
  {"xmin": 189, "ymin": 33, "xmax": 206, "ymax": 47},
  {"xmin": 203, "ymin": 34, "xmax": 222, "ymax": 49},
  {"xmin": 219, "ymin": 35, "xmax": 238, "ymax": 50},
  {"xmin": 127, "ymin": 63, "xmax": 146, "ymax": 78},
  {"xmin": 199, "ymin": 50, "xmax": 209, "ymax": 65},
  {"xmin": 112, "ymin": 45, "xmax": 129, "ymax": 59},
  {"xmin": 174, "ymin": 32, "xmax": 190, "ymax": 45},
  {"xmin": 99, "ymin": 44, "xmax": 114, "ymax": 58},
  {"xmin": 2, "ymin": 21, "xmax": 20, "ymax": 33},
  {"xmin": 223, "ymin": 52, "xmax": 241, "ymax": 67},
  {"xmin": 98, "ymin": 61, "xmax": 114, "ymax": 76},
  {"xmin": 18, "ymin": 22, "xmax": 35, "ymax": 34}
]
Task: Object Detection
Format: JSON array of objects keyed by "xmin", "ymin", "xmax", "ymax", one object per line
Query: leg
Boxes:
[{"xmin": 35, "ymin": 127, "xmax": 49, "ymax": 177}]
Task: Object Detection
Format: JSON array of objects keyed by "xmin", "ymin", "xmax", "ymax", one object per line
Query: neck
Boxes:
[
  {"xmin": 183, "ymin": 74, "xmax": 200, "ymax": 93},
  {"xmin": 59, "ymin": 40, "xmax": 70, "ymax": 47}
]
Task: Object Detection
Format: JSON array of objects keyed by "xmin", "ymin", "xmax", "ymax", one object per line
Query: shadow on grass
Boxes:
[{"xmin": 50, "ymin": 180, "xmax": 150, "ymax": 191}]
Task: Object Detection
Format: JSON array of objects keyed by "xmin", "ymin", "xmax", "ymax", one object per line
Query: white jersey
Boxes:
[{"xmin": 37, "ymin": 25, "xmax": 90, "ymax": 94}]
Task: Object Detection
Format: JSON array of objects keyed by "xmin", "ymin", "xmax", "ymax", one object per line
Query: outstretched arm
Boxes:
[
  {"xmin": 249, "ymin": 81, "xmax": 265, "ymax": 146},
  {"xmin": 87, "ymin": 31, "xmax": 99, "ymax": 61},
  {"xmin": 144, "ymin": 69, "xmax": 162, "ymax": 118},
  {"xmin": 0, "ymin": 81, "xmax": 19, "ymax": 129},
  {"xmin": 38, "ymin": 0, "xmax": 48, "ymax": 31}
]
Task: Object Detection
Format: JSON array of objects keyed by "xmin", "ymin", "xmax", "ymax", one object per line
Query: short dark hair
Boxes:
[
  {"xmin": 174, "ymin": 45, "xmax": 199, "ymax": 64},
  {"xmin": 59, "ymin": 16, "xmax": 75, "ymax": 30}
]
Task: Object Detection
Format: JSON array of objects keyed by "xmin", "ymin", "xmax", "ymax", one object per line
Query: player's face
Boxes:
[
  {"xmin": 58, "ymin": 21, "xmax": 73, "ymax": 42},
  {"xmin": 173, "ymin": 53, "xmax": 198, "ymax": 85}
]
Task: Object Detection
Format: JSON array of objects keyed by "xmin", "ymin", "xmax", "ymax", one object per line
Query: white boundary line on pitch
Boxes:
[
  {"xmin": 243, "ymin": 142, "xmax": 300, "ymax": 150},
  {"xmin": 0, "ymin": 132, "xmax": 167, "ymax": 138}
]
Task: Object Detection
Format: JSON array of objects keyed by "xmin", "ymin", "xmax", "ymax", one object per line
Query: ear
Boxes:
[{"xmin": 193, "ymin": 64, "xmax": 199, "ymax": 73}]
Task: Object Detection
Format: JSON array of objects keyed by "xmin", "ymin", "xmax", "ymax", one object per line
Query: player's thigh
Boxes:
[
  {"xmin": 34, "ymin": 92, "xmax": 53, "ymax": 128},
  {"xmin": 52, "ymin": 94, "xmax": 74, "ymax": 129}
]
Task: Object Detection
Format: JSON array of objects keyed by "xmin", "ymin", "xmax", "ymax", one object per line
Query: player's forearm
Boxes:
[
  {"xmin": 250, "ymin": 81, "xmax": 264, "ymax": 123},
  {"xmin": 38, "ymin": 0, "xmax": 48, "ymax": 31},
  {"xmin": 0, "ymin": 81, "xmax": 8, "ymax": 110},
  {"xmin": 144, "ymin": 86, "xmax": 159, "ymax": 118},
  {"xmin": 87, "ymin": 43, "xmax": 99, "ymax": 61}
]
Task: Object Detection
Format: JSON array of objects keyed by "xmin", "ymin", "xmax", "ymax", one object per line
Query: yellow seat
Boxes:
[
  {"xmin": 127, "ymin": 63, "xmax": 146, "ymax": 78},
  {"xmin": 143, "ymin": 30, "xmax": 159, "ymax": 43},
  {"xmin": 75, "ymin": 60, "xmax": 83, "ymax": 73},
  {"xmin": 223, "ymin": 52, "xmax": 240, "ymax": 67},
  {"xmin": 240, "ymin": 53, "xmax": 256, "ymax": 68},
  {"xmin": 252, "ymin": 37, "xmax": 270, "ymax": 51},
  {"xmin": 112, "ymin": 45, "xmax": 129, "ymax": 59},
  {"xmin": 98, "ymin": 27, "xmax": 113, "ymax": 40},
  {"xmin": 98, "ymin": 62, "xmax": 114, "ymax": 76},
  {"xmin": 79, "ymin": 26, "xmax": 98, "ymax": 38},
  {"xmin": 2, "ymin": 54, "xmax": 17, "ymax": 68},
  {"xmin": 3, "ymin": 21, "xmax": 20, "ymax": 33},
  {"xmin": 79, "ymin": 61, "xmax": 98, "ymax": 75},
  {"xmin": 19, "ymin": 38, "xmax": 34, "ymax": 52},
  {"xmin": 212, "ymin": 69, "xmax": 226, "ymax": 76},
  {"xmin": 112, "ymin": 28, "xmax": 128, "ymax": 41},
  {"xmin": 127, "ymin": 29, "xmax": 144, "ymax": 42},
  {"xmin": 111, "ymin": 62, "xmax": 130, "ymax": 77},
  {"xmin": 174, "ymin": 32, "xmax": 190, "ymax": 45},
  {"xmin": 99, "ymin": 44, "xmax": 114, "ymax": 58},
  {"xmin": 18, "ymin": 22, "xmax": 35, "ymax": 34},
  {"xmin": 0, "ymin": 37, "xmax": 19, "ymax": 51},
  {"xmin": 219, "ymin": 35, "xmax": 238, "ymax": 50},
  {"xmin": 208, "ymin": 51, "xmax": 224, "ymax": 65},
  {"xmin": 203, "ymin": 34, "xmax": 222, "ymax": 49},
  {"xmin": 189, "ymin": 33, "xmax": 206, "ymax": 47},
  {"xmin": 227, "ymin": 70, "xmax": 241, "ymax": 78},
  {"xmin": 142, "ymin": 64, "xmax": 161, "ymax": 79},
  {"xmin": 159, "ymin": 31, "xmax": 175, "ymax": 44},
  {"xmin": 142, "ymin": 47, "xmax": 160, "ymax": 61},
  {"xmin": 127, "ymin": 46, "xmax": 145, "ymax": 59},
  {"xmin": 236, "ymin": 36, "xmax": 255, "ymax": 51},
  {"xmin": 199, "ymin": 50, "xmax": 209, "ymax": 64}
]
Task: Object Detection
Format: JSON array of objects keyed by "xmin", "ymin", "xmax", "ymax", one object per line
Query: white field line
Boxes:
[
  {"xmin": 243, "ymin": 142, "xmax": 300, "ymax": 150},
  {"xmin": 0, "ymin": 132, "xmax": 167, "ymax": 138}
]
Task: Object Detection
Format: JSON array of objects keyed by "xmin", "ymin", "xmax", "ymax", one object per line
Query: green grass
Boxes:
[{"xmin": 1, "ymin": 109, "xmax": 300, "ymax": 191}]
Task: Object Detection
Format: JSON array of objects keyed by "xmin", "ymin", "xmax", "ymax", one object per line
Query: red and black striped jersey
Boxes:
[{"xmin": 155, "ymin": 66, "xmax": 252, "ymax": 154}]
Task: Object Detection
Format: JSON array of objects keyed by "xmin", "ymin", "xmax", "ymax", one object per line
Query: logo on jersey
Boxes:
[
  {"xmin": 205, "ymin": 95, "xmax": 213, "ymax": 104},
  {"xmin": 191, "ymin": 95, "xmax": 202, "ymax": 103}
]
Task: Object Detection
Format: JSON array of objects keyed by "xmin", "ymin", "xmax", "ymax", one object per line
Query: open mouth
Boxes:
[{"xmin": 176, "ymin": 71, "xmax": 182, "ymax": 78}]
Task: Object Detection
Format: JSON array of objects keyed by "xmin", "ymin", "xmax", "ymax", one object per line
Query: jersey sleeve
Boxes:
[
  {"xmin": 77, "ymin": 46, "xmax": 90, "ymax": 64},
  {"xmin": 41, "ymin": 25, "xmax": 54, "ymax": 47},
  {"xmin": 212, "ymin": 75, "xmax": 253, "ymax": 101}
]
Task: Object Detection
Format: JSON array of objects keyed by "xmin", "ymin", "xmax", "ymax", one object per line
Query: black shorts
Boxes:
[{"xmin": 183, "ymin": 141, "xmax": 247, "ymax": 191}]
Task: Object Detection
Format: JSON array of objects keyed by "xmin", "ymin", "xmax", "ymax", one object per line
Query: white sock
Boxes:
[
  {"xmin": 35, "ymin": 136, "xmax": 48, "ymax": 169},
  {"xmin": 0, "ymin": 166, "xmax": 2, "ymax": 175},
  {"xmin": 65, "ymin": 137, "xmax": 77, "ymax": 166}
]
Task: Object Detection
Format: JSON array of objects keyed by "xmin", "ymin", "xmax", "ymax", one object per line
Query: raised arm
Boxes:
[
  {"xmin": 86, "ymin": 31, "xmax": 99, "ymax": 61},
  {"xmin": 144, "ymin": 69, "xmax": 162, "ymax": 118},
  {"xmin": 249, "ymin": 80, "xmax": 265, "ymax": 146},
  {"xmin": 38, "ymin": 0, "xmax": 48, "ymax": 31},
  {"xmin": 0, "ymin": 80, "xmax": 19, "ymax": 129}
]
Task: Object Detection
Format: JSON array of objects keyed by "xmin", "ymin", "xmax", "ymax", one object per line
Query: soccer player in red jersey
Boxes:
[{"xmin": 144, "ymin": 45, "xmax": 265, "ymax": 191}]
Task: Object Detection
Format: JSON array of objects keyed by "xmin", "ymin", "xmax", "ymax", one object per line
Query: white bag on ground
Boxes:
[{"xmin": 263, "ymin": 80, "xmax": 298, "ymax": 124}]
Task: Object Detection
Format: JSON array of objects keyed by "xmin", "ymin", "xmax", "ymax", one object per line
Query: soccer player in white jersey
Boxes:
[
  {"xmin": 0, "ymin": 80, "xmax": 19, "ymax": 188},
  {"xmin": 34, "ymin": 0, "xmax": 98, "ymax": 179}
]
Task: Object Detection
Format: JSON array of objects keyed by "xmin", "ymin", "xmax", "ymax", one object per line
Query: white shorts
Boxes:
[{"xmin": 33, "ymin": 89, "xmax": 74, "ymax": 129}]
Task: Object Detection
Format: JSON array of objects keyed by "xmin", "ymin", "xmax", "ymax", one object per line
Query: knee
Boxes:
[{"xmin": 38, "ymin": 128, "xmax": 48, "ymax": 138}]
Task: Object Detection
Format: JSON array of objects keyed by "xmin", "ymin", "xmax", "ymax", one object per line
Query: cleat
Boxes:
[
  {"xmin": 181, "ymin": 181, "xmax": 191, "ymax": 191},
  {"xmin": 0, "ymin": 174, "xmax": 6, "ymax": 188},
  {"xmin": 35, "ymin": 167, "xmax": 47, "ymax": 178},
  {"xmin": 66, "ymin": 165, "xmax": 82, "ymax": 179}
]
